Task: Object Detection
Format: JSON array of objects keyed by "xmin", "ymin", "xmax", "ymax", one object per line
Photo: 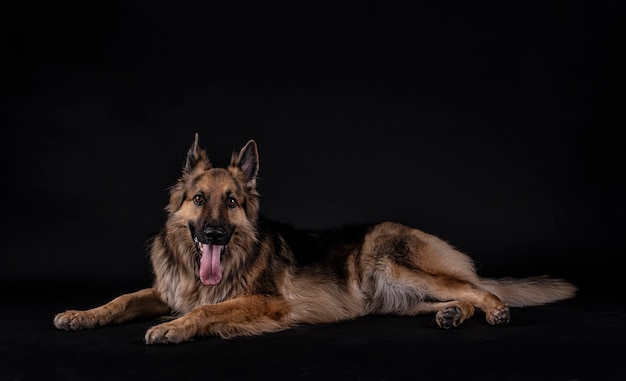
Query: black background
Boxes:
[
  {"xmin": 2, "ymin": 2, "xmax": 626, "ymax": 380},
  {"xmin": 3, "ymin": 1, "xmax": 624, "ymax": 295}
]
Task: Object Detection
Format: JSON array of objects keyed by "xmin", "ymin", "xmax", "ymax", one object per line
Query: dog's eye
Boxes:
[
  {"xmin": 226, "ymin": 197, "xmax": 238, "ymax": 208},
  {"xmin": 193, "ymin": 194, "xmax": 205, "ymax": 205}
]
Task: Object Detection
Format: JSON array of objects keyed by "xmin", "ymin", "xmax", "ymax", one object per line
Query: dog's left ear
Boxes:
[{"xmin": 232, "ymin": 140, "xmax": 259, "ymax": 189}]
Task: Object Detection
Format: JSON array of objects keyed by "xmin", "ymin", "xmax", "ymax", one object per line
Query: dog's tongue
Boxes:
[{"xmin": 200, "ymin": 243, "xmax": 223, "ymax": 286}]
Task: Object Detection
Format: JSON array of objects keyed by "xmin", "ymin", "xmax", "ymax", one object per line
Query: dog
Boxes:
[{"xmin": 54, "ymin": 134, "xmax": 577, "ymax": 344}]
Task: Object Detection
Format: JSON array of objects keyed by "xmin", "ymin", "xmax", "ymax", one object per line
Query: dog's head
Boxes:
[{"xmin": 166, "ymin": 134, "xmax": 260, "ymax": 286}]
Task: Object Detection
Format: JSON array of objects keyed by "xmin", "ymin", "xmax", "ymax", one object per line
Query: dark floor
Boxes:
[{"xmin": 1, "ymin": 284, "xmax": 624, "ymax": 381}]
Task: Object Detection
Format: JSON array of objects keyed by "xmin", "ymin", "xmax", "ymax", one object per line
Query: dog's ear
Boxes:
[
  {"xmin": 184, "ymin": 133, "xmax": 212, "ymax": 175},
  {"xmin": 166, "ymin": 134, "xmax": 212, "ymax": 215},
  {"xmin": 231, "ymin": 140, "xmax": 259, "ymax": 189}
]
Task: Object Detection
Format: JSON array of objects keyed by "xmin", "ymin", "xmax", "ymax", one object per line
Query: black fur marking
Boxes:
[
  {"xmin": 375, "ymin": 236, "xmax": 419, "ymax": 270},
  {"xmin": 258, "ymin": 218, "xmax": 373, "ymax": 285}
]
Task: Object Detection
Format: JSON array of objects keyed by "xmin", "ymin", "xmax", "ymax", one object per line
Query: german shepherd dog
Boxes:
[{"xmin": 54, "ymin": 134, "xmax": 577, "ymax": 344}]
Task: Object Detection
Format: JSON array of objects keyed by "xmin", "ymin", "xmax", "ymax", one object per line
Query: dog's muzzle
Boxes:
[{"xmin": 191, "ymin": 225, "xmax": 232, "ymax": 286}]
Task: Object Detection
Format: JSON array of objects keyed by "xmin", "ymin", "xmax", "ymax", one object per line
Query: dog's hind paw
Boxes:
[
  {"xmin": 435, "ymin": 306, "xmax": 463, "ymax": 329},
  {"xmin": 486, "ymin": 305, "xmax": 510, "ymax": 326}
]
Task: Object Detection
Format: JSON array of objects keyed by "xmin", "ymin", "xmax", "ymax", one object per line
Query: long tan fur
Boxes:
[{"xmin": 54, "ymin": 135, "xmax": 577, "ymax": 344}]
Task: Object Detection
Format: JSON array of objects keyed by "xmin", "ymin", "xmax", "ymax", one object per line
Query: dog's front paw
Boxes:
[
  {"xmin": 54, "ymin": 310, "xmax": 98, "ymax": 330},
  {"xmin": 486, "ymin": 305, "xmax": 510, "ymax": 326},
  {"xmin": 145, "ymin": 322, "xmax": 192, "ymax": 345}
]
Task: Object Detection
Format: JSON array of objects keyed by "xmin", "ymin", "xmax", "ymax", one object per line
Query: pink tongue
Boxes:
[{"xmin": 200, "ymin": 243, "xmax": 223, "ymax": 286}]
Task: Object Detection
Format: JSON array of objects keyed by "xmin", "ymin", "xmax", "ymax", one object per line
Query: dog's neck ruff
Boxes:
[{"xmin": 199, "ymin": 243, "xmax": 225, "ymax": 286}]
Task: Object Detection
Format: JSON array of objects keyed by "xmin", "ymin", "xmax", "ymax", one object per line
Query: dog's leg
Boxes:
[
  {"xmin": 363, "ymin": 223, "xmax": 510, "ymax": 327},
  {"xmin": 387, "ymin": 267, "xmax": 509, "ymax": 327},
  {"xmin": 144, "ymin": 295, "xmax": 290, "ymax": 344},
  {"xmin": 422, "ymin": 277, "xmax": 511, "ymax": 326},
  {"xmin": 54, "ymin": 288, "xmax": 170, "ymax": 330}
]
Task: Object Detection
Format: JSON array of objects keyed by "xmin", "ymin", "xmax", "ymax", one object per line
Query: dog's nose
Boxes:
[{"xmin": 203, "ymin": 226, "xmax": 227, "ymax": 244}]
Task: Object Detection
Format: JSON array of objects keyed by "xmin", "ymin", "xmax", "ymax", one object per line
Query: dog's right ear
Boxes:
[
  {"xmin": 183, "ymin": 133, "xmax": 212, "ymax": 175},
  {"xmin": 166, "ymin": 134, "xmax": 212, "ymax": 214}
]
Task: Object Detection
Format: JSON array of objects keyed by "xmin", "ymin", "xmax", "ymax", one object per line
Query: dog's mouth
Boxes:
[{"xmin": 193, "ymin": 236, "xmax": 229, "ymax": 286}]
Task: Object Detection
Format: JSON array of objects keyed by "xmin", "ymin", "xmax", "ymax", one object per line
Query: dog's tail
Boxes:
[{"xmin": 478, "ymin": 276, "xmax": 577, "ymax": 307}]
